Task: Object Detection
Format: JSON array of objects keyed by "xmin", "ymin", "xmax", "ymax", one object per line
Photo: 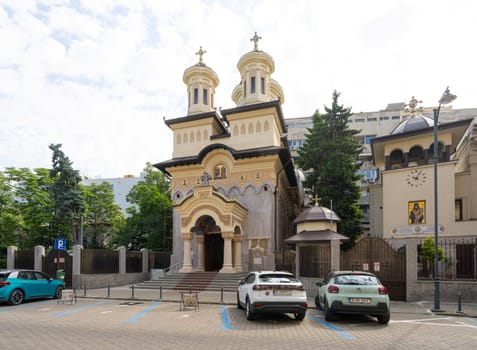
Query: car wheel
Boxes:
[
  {"xmin": 54, "ymin": 286, "xmax": 63, "ymax": 299},
  {"xmin": 324, "ymin": 298, "xmax": 334, "ymax": 321},
  {"xmin": 246, "ymin": 298, "xmax": 255, "ymax": 321},
  {"xmin": 377, "ymin": 313, "xmax": 390, "ymax": 325},
  {"xmin": 237, "ymin": 292, "xmax": 244, "ymax": 309},
  {"xmin": 315, "ymin": 294, "xmax": 322, "ymax": 310},
  {"xmin": 9, "ymin": 288, "xmax": 25, "ymax": 305},
  {"xmin": 294, "ymin": 312, "xmax": 306, "ymax": 321}
]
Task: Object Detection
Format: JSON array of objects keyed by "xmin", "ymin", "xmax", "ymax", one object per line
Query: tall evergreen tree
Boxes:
[
  {"xmin": 297, "ymin": 90, "xmax": 364, "ymax": 244},
  {"xmin": 49, "ymin": 144, "xmax": 85, "ymax": 245}
]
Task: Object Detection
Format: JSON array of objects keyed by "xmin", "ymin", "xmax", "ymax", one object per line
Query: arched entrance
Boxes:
[{"xmin": 194, "ymin": 215, "xmax": 224, "ymax": 271}]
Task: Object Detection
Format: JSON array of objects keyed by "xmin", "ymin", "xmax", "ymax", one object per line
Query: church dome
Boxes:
[
  {"xmin": 293, "ymin": 205, "xmax": 341, "ymax": 225},
  {"xmin": 391, "ymin": 114, "xmax": 435, "ymax": 134}
]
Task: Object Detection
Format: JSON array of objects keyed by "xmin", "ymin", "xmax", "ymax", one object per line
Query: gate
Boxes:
[
  {"xmin": 43, "ymin": 250, "xmax": 73, "ymax": 288},
  {"xmin": 341, "ymin": 237, "xmax": 406, "ymax": 301}
]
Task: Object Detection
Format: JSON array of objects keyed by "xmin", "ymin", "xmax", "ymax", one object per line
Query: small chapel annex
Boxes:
[{"xmin": 154, "ymin": 34, "xmax": 303, "ymax": 274}]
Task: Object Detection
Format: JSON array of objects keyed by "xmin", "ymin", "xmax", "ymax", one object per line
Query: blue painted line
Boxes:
[
  {"xmin": 219, "ymin": 305, "xmax": 234, "ymax": 330},
  {"xmin": 0, "ymin": 300, "xmax": 54, "ymax": 313},
  {"xmin": 307, "ymin": 314, "xmax": 355, "ymax": 340},
  {"xmin": 465, "ymin": 317, "xmax": 477, "ymax": 323},
  {"xmin": 54, "ymin": 300, "xmax": 111, "ymax": 317},
  {"xmin": 124, "ymin": 302, "xmax": 161, "ymax": 323}
]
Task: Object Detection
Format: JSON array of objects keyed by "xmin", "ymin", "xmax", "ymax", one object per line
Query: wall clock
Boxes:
[{"xmin": 406, "ymin": 169, "xmax": 427, "ymax": 187}]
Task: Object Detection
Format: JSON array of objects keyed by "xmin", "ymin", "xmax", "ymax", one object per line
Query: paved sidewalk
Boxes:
[{"xmin": 72, "ymin": 284, "xmax": 477, "ymax": 318}]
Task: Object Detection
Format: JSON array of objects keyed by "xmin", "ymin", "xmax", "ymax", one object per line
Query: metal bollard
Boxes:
[
  {"xmin": 457, "ymin": 291, "xmax": 463, "ymax": 314},
  {"xmin": 189, "ymin": 286, "xmax": 192, "ymax": 294},
  {"xmin": 159, "ymin": 286, "xmax": 163, "ymax": 300},
  {"xmin": 107, "ymin": 285, "xmax": 110, "ymax": 298},
  {"xmin": 220, "ymin": 287, "xmax": 224, "ymax": 303},
  {"xmin": 131, "ymin": 284, "xmax": 135, "ymax": 299},
  {"xmin": 84, "ymin": 284, "xmax": 87, "ymax": 296}
]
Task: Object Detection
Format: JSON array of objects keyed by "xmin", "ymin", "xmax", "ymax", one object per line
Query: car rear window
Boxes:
[
  {"xmin": 334, "ymin": 275, "xmax": 378, "ymax": 286},
  {"xmin": 259, "ymin": 274, "xmax": 298, "ymax": 283}
]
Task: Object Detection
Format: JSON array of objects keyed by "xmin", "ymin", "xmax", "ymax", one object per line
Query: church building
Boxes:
[{"xmin": 155, "ymin": 34, "xmax": 303, "ymax": 274}]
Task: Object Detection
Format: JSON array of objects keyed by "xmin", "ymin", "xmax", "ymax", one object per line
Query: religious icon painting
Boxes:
[{"xmin": 408, "ymin": 200, "xmax": 426, "ymax": 225}]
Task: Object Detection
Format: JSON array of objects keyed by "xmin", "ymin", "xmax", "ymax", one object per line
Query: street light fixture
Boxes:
[{"xmin": 432, "ymin": 87, "xmax": 457, "ymax": 312}]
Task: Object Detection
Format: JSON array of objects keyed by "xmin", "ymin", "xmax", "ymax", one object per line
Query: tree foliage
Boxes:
[
  {"xmin": 111, "ymin": 163, "xmax": 172, "ymax": 251},
  {"xmin": 297, "ymin": 90, "xmax": 364, "ymax": 244},
  {"xmin": 81, "ymin": 182, "xmax": 125, "ymax": 248},
  {"xmin": 49, "ymin": 144, "xmax": 85, "ymax": 245}
]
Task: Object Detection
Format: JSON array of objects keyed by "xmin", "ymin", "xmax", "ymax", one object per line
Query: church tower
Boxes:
[
  {"xmin": 183, "ymin": 47, "xmax": 219, "ymax": 115},
  {"xmin": 155, "ymin": 34, "xmax": 300, "ymax": 274}
]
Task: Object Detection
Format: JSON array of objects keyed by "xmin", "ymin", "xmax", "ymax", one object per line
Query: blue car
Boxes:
[{"xmin": 0, "ymin": 270, "xmax": 64, "ymax": 305}]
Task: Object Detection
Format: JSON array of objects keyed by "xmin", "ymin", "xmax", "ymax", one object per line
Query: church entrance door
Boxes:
[{"xmin": 204, "ymin": 233, "xmax": 224, "ymax": 271}]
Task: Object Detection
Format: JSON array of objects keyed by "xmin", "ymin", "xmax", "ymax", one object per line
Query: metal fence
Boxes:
[
  {"xmin": 418, "ymin": 237, "xmax": 477, "ymax": 280},
  {"xmin": 126, "ymin": 251, "xmax": 142, "ymax": 273},
  {"xmin": 148, "ymin": 251, "xmax": 171, "ymax": 271},
  {"xmin": 14, "ymin": 249, "xmax": 34, "ymax": 269},
  {"xmin": 81, "ymin": 249, "xmax": 119, "ymax": 274}
]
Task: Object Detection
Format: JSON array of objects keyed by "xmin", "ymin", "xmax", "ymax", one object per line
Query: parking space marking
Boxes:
[
  {"xmin": 307, "ymin": 314, "xmax": 355, "ymax": 340},
  {"xmin": 54, "ymin": 300, "xmax": 112, "ymax": 317},
  {"xmin": 219, "ymin": 305, "xmax": 234, "ymax": 330},
  {"xmin": 465, "ymin": 318, "xmax": 477, "ymax": 324},
  {"xmin": 0, "ymin": 300, "xmax": 54, "ymax": 313},
  {"xmin": 123, "ymin": 301, "xmax": 161, "ymax": 323},
  {"xmin": 391, "ymin": 317, "xmax": 477, "ymax": 329}
]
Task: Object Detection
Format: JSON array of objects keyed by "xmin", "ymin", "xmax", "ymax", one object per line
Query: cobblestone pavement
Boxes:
[{"xmin": 1, "ymin": 286, "xmax": 476, "ymax": 350}]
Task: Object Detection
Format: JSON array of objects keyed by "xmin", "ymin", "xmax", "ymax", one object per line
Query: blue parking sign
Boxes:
[{"xmin": 54, "ymin": 238, "xmax": 67, "ymax": 251}]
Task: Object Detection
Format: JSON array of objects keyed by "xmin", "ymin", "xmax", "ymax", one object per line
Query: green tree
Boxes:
[
  {"xmin": 112, "ymin": 164, "xmax": 172, "ymax": 250},
  {"xmin": 82, "ymin": 182, "xmax": 125, "ymax": 248},
  {"xmin": 3, "ymin": 167, "xmax": 55, "ymax": 247},
  {"xmin": 297, "ymin": 90, "xmax": 364, "ymax": 244},
  {"xmin": 49, "ymin": 144, "xmax": 85, "ymax": 245}
]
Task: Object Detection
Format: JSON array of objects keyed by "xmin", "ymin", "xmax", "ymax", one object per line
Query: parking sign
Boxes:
[{"xmin": 54, "ymin": 238, "xmax": 67, "ymax": 251}]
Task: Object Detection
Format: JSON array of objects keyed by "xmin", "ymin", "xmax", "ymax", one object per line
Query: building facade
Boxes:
[{"xmin": 155, "ymin": 36, "xmax": 302, "ymax": 274}]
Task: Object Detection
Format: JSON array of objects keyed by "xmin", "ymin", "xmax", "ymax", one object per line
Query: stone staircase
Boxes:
[{"xmin": 135, "ymin": 271, "xmax": 248, "ymax": 292}]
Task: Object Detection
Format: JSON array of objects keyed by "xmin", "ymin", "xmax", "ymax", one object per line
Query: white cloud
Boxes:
[{"xmin": 1, "ymin": 0, "xmax": 476, "ymax": 178}]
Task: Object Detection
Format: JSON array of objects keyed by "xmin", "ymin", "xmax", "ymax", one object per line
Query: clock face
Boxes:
[{"xmin": 406, "ymin": 169, "xmax": 427, "ymax": 187}]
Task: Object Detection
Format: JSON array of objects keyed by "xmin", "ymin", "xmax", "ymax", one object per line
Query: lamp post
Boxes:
[{"xmin": 431, "ymin": 86, "xmax": 457, "ymax": 312}]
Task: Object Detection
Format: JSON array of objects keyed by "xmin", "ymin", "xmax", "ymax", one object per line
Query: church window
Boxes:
[
  {"xmin": 256, "ymin": 121, "xmax": 262, "ymax": 132},
  {"xmin": 429, "ymin": 142, "xmax": 445, "ymax": 163},
  {"xmin": 408, "ymin": 145, "xmax": 425, "ymax": 166},
  {"xmin": 261, "ymin": 77, "xmax": 265, "ymax": 94},
  {"xmin": 214, "ymin": 164, "xmax": 227, "ymax": 179},
  {"xmin": 248, "ymin": 122, "xmax": 254, "ymax": 133},
  {"xmin": 251, "ymin": 76, "xmax": 256, "ymax": 93},
  {"xmin": 190, "ymin": 131, "xmax": 195, "ymax": 143},
  {"xmin": 233, "ymin": 125, "xmax": 239, "ymax": 136},
  {"xmin": 264, "ymin": 120, "xmax": 270, "ymax": 132},
  {"xmin": 455, "ymin": 199, "xmax": 463, "ymax": 221},
  {"xmin": 203, "ymin": 88, "xmax": 208, "ymax": 105},
  {"xmin": 193, "ymin": 88, "xmax": 198, "ymax": 104},
  {"xmin": 183, "ymin": 132, "xmax": 188, "ymax": 143},
  {"xmin": 389, "ymin": 149, "xmax": 404, "ymax": 169},
  {"xmin": 177, "ymin": 133, "xmax": 182, "ymax": 144},
  {"xmin": 196, "ymin": 131, "xmax": 201, "ymax": 142},
  {"xmin": 240, "ymin": 124, "xmax": 246, "ymax": 135}
]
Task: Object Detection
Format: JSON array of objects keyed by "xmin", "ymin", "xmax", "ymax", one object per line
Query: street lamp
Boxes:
[{"xmin": 432, "ymin": 87, "xmax": 457, "ymax": 312}]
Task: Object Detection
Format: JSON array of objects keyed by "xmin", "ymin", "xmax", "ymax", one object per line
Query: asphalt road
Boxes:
[{"xmin": 1, "ymin": 296, "xmax": 476, "ymax": 350}]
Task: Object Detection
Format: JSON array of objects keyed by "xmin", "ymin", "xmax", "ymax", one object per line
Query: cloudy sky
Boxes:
[{"xmin": 1, "ymin": 0, "xmax": 476, "ymax": 179}]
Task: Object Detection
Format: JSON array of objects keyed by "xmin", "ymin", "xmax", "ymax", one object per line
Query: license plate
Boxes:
[
  {"xmin": 273, "ymin": 289, "xmax": 292, "ymax": 296},
  {"xmin": 349, "ymin": 298, "xmax": 370, "ymax": 304}
]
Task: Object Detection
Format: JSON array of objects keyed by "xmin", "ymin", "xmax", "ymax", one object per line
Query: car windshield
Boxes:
[
  {"xmin": 259, "ymin": 274, "xmax": 298, "ymax": 283},
  {"xmin": 334, "ymin": 275, "xmax": 378, "ymax": 286}
]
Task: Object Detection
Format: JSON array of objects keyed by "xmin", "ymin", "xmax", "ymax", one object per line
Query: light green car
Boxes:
[{"xmin": 315, "ymin": 271, "xmax": 390, "ymax": 324}]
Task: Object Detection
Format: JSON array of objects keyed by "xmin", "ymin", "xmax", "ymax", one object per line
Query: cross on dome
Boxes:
[
  {"xmin": 196, "ymin": 46, "xmax": 207, "ymax": 64},
  {"xmin": 250, "ymin": 32, "xmax": 262, "ymax": 51}
]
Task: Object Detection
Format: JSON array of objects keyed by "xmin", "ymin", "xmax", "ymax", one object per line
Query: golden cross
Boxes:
[
  {"xmin": 250, "ymin": 32, "xmax": 262, "ymax": 51},
  {"xmin": 196, "ymin": 46, "xmax": 206, "ymax": 64},
  {"xmin": 313, "ymin": 194, "xmax": 321, "ymax": 207},
  {"xmin": 405, "ymin": 96, "xmax": 422, "ymax": 116}
]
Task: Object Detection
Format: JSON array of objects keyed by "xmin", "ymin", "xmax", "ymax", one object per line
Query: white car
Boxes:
[{"xmin": 237, "ymin": 271, "xmax": 308, "ymax": 321}]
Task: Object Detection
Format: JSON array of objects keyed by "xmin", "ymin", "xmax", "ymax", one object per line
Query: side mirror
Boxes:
[
  {"xmin": 315, "ymin": 281, "xmax": 322, "ymax": 287},
  {"xmin": 238, "ymin": 279, "xmax": 245, "ymax": 285}
]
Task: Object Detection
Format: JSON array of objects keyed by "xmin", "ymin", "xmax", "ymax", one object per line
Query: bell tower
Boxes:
[{"xmin": 183, "ymin": 46, "xmax": 220, "ymax": 115}]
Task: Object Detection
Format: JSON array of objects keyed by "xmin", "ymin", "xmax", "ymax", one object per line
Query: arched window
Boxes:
[
  {"xmin": 390, "ymin": 149, "xmax": 405, "ymax": 169},
  {"xmin": 177, "ymin": 133, "xmax": 182, "ymax": 144},
  {"xmin": 190, "ymin": 131, "xmax": 195, "ymax": 143},
  {"xmin": 248, "ymin": 122, "xmax": 254, "ymax": 134},
  {"xmin": 429, "ymin": 142, "xmax": 445, "ymax": 163},
  {"xmin": 264, "ymin": 120, "xmax": 270, "ymax": 132},
  {"xmin": 256, "ymin": 121, "xmax": 262, "ymax": 133},
  {"xmin": 203, "ymin": 130, "xmax": 208, "ymax": 140},
  {"xmin": 408, "ymin": 145, "xmax": 425, "ymax": 166},
  {"xmin": 214, "ymin": 163, "xmax": 227, "ymax": 179},
  {"xmin": 240, "ymin": 124, "xmax": 246, "ymax": 135},
  {"xmin": 196, "ymin": 131, "xmax": 201, "ymax": 142},
  {"xmin": 183, "ymin": 132, "xmax": 188, "ymax": 144}
]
